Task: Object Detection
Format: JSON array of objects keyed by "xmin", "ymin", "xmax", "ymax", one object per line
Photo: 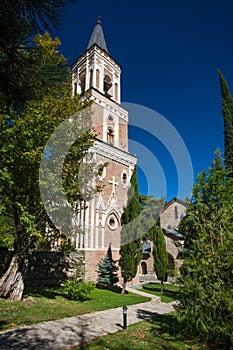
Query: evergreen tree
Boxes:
[
  {"xmin": 217, "ymin": 69, "xmax": 233, "ymax": 174},
  {"xmin": 151, "ymin": 224, "xmax": 168, "ymax": 292},
  {"xmin": 119, "ymin": 167, "xmax": 143, "ymax": 294},
  {"xmin": 177, "ymin": 152, "xmax": 233, "ymax": 348},
  {"xmin": 0, "ymin": 0, "xmax": 79, "ymax": 109},
  {"xmin": 97, "ymin": 245, "xmax": 119, "ymax": 287}
]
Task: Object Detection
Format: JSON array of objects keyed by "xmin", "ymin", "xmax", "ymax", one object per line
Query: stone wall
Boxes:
[{"xmin": 0, "ymin": 249, "xmax": 85, "ymax": 287}]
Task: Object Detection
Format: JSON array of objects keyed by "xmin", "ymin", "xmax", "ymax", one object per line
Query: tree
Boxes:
[
  {"xmin": 97, "ymin": 245, "xmax": 119, "ymax": 287},
  {"xmin": 217, "ymin": 69, "xmax": 233, "ymax": 174},
  {"xmin": 150, "ymin": 224, "xmax": 168, "ymax": 292},
  {"xmin": 176, "ymin": 152, "xmax": 233, "ymax": 348},
  {"xmin": 0, "ymin": 33, "xmax": 94, "ymax": 301},
  {"xmin": 0, "ymin": 0, "xmax": 78, "ymax": 109},
  {"xmin": 119, "ymin": 167, "xmax": 143, "ymax": 294}
]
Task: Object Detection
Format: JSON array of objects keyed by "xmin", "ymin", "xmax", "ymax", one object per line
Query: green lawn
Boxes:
[
  {"xmin": 142, "ymin": 283, "xmax": 179, "ymax": 303},
  {"xmin": 0, "ymin": 287, "xmax": 149, "ymax": 332},
  {"xmin": 72, "ymin": 313, "xmax": 208, "ymax": 350}
]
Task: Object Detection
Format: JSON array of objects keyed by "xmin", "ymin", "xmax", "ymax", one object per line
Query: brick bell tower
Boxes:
[{"xmin": 71, "ymin": 19, "xmax": 137, "ymax": 281}]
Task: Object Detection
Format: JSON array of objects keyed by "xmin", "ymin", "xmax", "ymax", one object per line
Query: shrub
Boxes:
[{"xmin": 64, "ymin": 279, "xmax": 95, "ymax": 301}]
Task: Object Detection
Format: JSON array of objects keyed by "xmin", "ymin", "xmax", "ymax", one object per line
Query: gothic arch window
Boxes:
[
  {"xmin": 96, "ymin": 69, "xmax": 100, "ymax": 89},
  {"xmin": 89, "ymin": 69, "xmax": 93, "ymax": 87},
  {"xmin": 107, "ymin": 127, "xmax": 114, "ymax": 145},
  {"xmin": 114, "ymin": 83, "xmax": 118, "ymax": 101}
]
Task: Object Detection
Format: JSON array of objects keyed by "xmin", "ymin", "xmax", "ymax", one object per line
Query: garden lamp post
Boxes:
[{"xmin": 122, "ymin": 305, "xmax": 128, "ymax": 329}]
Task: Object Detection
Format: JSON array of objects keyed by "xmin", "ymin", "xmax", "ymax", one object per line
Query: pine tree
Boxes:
[
  {"xmin": 217, "ymin": 69, "xmax": 233, "ymax": 174},
  {"xmin": 151, "ymin": 224, "xmax": 168, "ymax": 292},
  {"xmin": 119, "ymin": 167, "xmax": 143, "ymax": 294},
  {"xmin": 97, "ymin": 245, "xmax": 119, "ymax": 287}
]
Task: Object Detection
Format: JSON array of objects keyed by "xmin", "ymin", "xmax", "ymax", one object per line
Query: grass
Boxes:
[
  {"xmin": 0, "ymin": 286, "xmax": 149, "ymax": 332},
  {"xmin": 72, "ymin": 313, "xmax": 208, "ymax": 350},
  {"xmin": 142, "ymin": 283, "xmax": 179, "ymax": 303}
]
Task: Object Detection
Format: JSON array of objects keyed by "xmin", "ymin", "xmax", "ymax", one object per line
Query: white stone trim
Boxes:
[{"xmin": 91, "ymin": 140, "xmax": 137, "ymax": 167}]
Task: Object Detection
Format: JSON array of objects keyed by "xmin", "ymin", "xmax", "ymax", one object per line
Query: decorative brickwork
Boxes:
[{"xmin": 70, "ymin": 22, "xmax": 137, "ymax": 284}]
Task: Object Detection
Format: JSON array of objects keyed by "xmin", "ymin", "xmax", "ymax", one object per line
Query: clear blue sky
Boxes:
[{"xmin": 52, "ymin": 0, "xmax": 233, "ymax": 201}]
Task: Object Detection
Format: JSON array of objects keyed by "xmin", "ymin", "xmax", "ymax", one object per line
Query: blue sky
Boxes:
[{"xmin": 52, "ymin": 0, "xmax": 233, "ymax": 201}]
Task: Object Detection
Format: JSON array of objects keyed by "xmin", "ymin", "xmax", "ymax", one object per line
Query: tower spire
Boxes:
[{"xmin": 87, "ymin": 18, "xmax": 108, "ymax": 53}]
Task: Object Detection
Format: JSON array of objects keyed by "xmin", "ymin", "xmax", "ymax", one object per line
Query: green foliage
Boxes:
[
  {"xmin": 64, "ymin": 279, "xmax": 95, "ymax": 301},
  {"xmin": 64, "ymin": 259, "xmax": 95, "ymax": 301},
  {"xmin": 217, "ymin": 69, "xmax": 233, "ymax": 174},
  {"xmin": 0, "ymin": 32, "xmax": 95, "ymax": 258},
  {"xmin": 0, "ymin": 211, "xmax": 15, "ymax": 248},
  {"xmin": 177, "ymin": 152, "xmax": 233, "ymax": 348},
  {"xmin": 119, "ymin": 167, "xmax": 143, "ymax": 287},
  {"xmin": 97, "ymin": 246, "xmax": 119, "ymax": 287},
  {"xmin": 151, "ymin": 224, "xmax": 168, "ymax": 292},
  {"xmin": 0, "ymin": 0, "xmax": 79, "ymax": 109}
]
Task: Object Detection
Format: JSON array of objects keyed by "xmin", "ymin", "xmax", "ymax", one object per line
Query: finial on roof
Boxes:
[{"xmin": 87, "ymin": 18, "xmax": 108, "ymax": 53}]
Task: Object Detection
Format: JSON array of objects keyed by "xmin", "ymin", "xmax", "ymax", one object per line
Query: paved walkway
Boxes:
[{"xmin": 0, "ymin": 289, "xmax": 175, "ymax": 350}]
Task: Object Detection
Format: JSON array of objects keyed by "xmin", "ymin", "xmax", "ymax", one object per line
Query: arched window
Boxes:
[
  {"xmin": 107, "ymin": 127, "xmax": 114, "ymax": 144},
  {"xmin": 89, "ymin": 69, "xmax": 93, "ymax": 87},
  {"xmin": 141, "ymin": 262, "xmax": 147, "ymax": 275},
  {"xmin": 96, "ymin": 69, "xmax": 100, "ymax": 89},
  {"xmin": 74, "ymin": 82, "xmax": 77, "ymax": 95},
  {"xmin": 114, "ymin": 83, "xmax": 118, "ymax": 101},
  {"xmin": 122, "ymin": 172, "xmax": 127, "ymax": 185},
  {"xmin": 104, "ymin": 74, "xmax": 112, "ymax": 97},
  {"xmin": 79, "ymin": 73, "xmax": 85, "ymax": 93}
]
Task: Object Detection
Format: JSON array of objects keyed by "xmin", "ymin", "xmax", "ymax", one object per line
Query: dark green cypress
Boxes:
[
  {"xmin": 119, "ymin": 167, "xmax": 143, "ymax": 294},
  {"xmin": 217, "ymin": 69, "xmax": 233, "ymax": 174},
  {"xmin": 151, "ymin": 224, "xmax": 168, "ymax": 293}
]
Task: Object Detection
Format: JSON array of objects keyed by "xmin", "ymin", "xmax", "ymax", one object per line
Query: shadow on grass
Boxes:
[
  {"xmin": 0, "ymin": 320, "xmax": 8, "ymax": 331},
  {"xmin": 146, "ymin": 313, "xmax": 192, "ymax": 343},
  {"xmin": 24, "ymin": 286, "xmax": 67, "ymax": 299},
  {"xmin": 142, "ymin": 284, "xmax": 179, "ymax": 300}
]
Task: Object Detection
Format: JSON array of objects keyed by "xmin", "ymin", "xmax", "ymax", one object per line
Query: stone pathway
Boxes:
[{"xmin": 0, "ymin": 289, "xmax": 175, "ymax": 350}]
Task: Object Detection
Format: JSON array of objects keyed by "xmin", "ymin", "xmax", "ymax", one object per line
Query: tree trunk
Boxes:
[
  {"xmin": 121, "ymin": 279, "xmax": 127, "ymax": 294},
  {"xmin": 160, "ymin": 280, "xmax": 164, "ymax": 294},
  {"xmin": 0, "ymin": 254, "xmax": 28, "ymax": 301}
]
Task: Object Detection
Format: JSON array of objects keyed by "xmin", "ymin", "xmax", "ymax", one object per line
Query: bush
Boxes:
[{"xmin": 64, "ymin": 279, "xmax": 95, "ymax": 301}]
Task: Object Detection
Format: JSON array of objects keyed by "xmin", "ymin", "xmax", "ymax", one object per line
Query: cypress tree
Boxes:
[
  {"xmin": 97, "ymin": 245, "xmax": 119, "ymax": 287},
  {"xmin": 151, "ymin": 224, "xmax": 168, "ymax": 293},
  {"xmin": 217, "ymin": 69, "xmax": 233, "ymax": 174},
  {"xmin": 119, "ymin": 167, "xmax": 143, "ymax": 294}
]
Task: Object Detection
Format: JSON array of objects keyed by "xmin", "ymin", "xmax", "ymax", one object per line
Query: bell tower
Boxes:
[
  {"xmin": 71, "ymin": 20, "xmax": 137, "ymax": 282},
  {"xmin": 72, "ymin": 19, "xmax": 121, "ymax": 102}
]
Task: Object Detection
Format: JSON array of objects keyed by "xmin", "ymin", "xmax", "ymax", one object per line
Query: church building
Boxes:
[{"xmin": 71, "ymin": 20, "xmax": 137, "ymax": 281}]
